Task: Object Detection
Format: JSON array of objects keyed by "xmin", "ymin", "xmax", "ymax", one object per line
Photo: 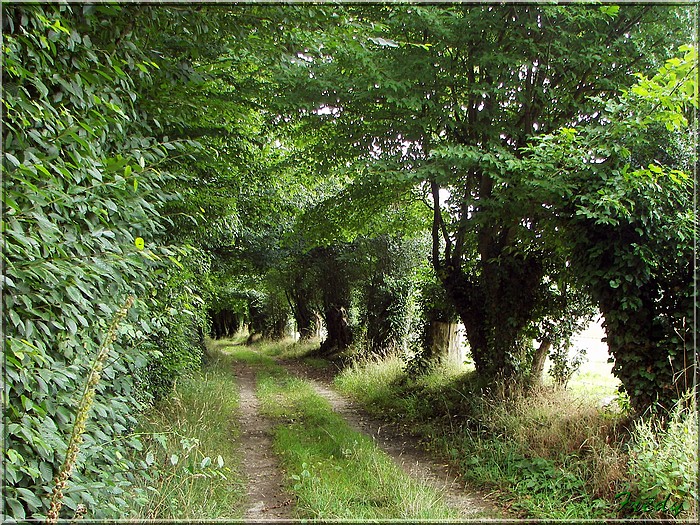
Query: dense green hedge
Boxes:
[{"xmin": 2, "ymin": 5, "xmax": 207, "ymax": 519}]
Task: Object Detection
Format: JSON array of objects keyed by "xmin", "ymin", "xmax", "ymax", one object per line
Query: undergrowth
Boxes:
[
  {"xmin": 624, "ymin": 392, "xmax": 697, "ymax": 518},
  {"xmin": 334, "ymin": 354, "xmax": 697, "ymax": 520},
  {"xmin": 128, "ymin": 350, "xmax": 246, "ymax": 519},
  {"xmin": 256, "ymin": 338, "xmax": 322, "ymax": 360}
]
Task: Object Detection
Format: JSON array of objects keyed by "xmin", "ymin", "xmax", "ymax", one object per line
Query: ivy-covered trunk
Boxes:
[
  {"xmin": 295, "ymin": 306, "xmax": 319, "ymax": 341},
  {"xmin": 594, "ymin": 272, "xmax": 693, "ymax": 413},
  {"xmin": 365, "ymin": 278, "xmax": 410, "ymax": 356},
  {"xmin": 567, "ymin": 194, "xmax": 694, "ymax": 413},
  {"xmin": 594, "ymin": 293, "xmax": 694, "ymax": 413},
  {"xmin": 440, "ymin": 251, "xmax": 543, "ymax": 384}
]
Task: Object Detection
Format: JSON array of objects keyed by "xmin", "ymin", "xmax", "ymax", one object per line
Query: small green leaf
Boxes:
[
  {"xmin": 16, "ymin": 487, "xmax": 43, "ymax": 509},
  {"xmin": 598, "ymin": 5, "xmax": 620, "ymax": 18},
  {"xmin": 168, "ymin": 255, "xmax": 184, "ymax": 269},
  {"xmin": 5, "ymin": 152, "xmax": 21, "ymax": 167},
  {"xmin": 6, "ymin": 498, "xmax": 25, "ymax": 520},
  {"xmin": 6, "ymin": 448, "xmax": 23, "ymax": 464},
  {"xmin": 369, "ymin": 37, "xmax": 399, "ymax": 48}
]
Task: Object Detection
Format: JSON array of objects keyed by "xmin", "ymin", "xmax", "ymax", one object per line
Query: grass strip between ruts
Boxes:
[{"xmin": 224, "ymin": 344, "xmax": 464, "ymax": 520}]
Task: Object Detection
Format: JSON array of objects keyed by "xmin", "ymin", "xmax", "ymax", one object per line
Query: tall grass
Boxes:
[
  {"xmin": 256, "ymin": 337, "xmax": 321, "ymax": 360},
  {"xmin": 625, "ymin": 393, "xmax": 697, "ymax": 518},
  {"xmin": 129, "ymin": 352, "xmax": 246, "ymax": 519},
  {"xmin": 334, "ymin": 355, "xmax": 405, "ymax": 407},
  {"xmin": 334, "ymin": 354, "xmax": 648, "ymax": 519}
]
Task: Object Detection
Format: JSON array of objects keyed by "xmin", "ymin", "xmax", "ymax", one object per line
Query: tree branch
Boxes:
[{"xmin": 430, "ymin": 178, "xmax": 452, "ymax": 273}]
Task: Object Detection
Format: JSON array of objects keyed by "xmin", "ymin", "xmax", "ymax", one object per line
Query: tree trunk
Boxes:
[
  {"xmin": 270, "ymin": 317, "xmax": 287, "ymax": 340},
  {"xmin": 209, "ymin": 309, "xmax": 239, "ymax": 339},
  {"xmin": 529, "ymin": 338, "xmax": 552, "ymax": 388},
  {"xmin": 425, "ymin": 321, "xmax": 460, "ymax": 363},
  {"xmin": 441, "ymin": 255, "xmax": 543, "ymax": 385},
  {"xmin": 294, "ymin": 302, "xmax": 318, "ymax": 341},
  {"xmin": 287, "ymin": 285, "xmax": 318, "ymax": 341},
  {"xmin": 315, "ymin": 245, "xmax": 353, "ymax": 355},
  {"xmin": 319, "ymin": 304, "xmax": 352, "ymax": 355},
  {"xmin": 313, "ymin": 312, "xmax": 323, "ymax": 339}
]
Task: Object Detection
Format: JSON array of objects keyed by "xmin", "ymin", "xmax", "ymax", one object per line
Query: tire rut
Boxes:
[{"xmin": 233, "ymin": 360, "xmax": 295, "ymax": 520}]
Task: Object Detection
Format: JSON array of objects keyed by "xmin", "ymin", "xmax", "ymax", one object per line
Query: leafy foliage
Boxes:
[
  {"xmin": 626, "ymin": 394, "xmax": 697, "ymax": 518},
  {"xmin": 521, "ymin": 45, "xmax": 696, "ymax": 411},
  {"xmin": 2, "ymin": 3, "xmax": 696, "ymax": 520},
  {"xmin": 273, "ymin": 3, "xmax": 693, "ymax": 391},
  {"xmin": 2, "ymin": 4, "xmax": 207, "ymax": 519},
  {"xmin": 402, "ymin": 264, "xmax": 460, "ymax": 376},
  {"xmin": 355, "ymin": 234, "xmax": 423, "ymax": 356}
]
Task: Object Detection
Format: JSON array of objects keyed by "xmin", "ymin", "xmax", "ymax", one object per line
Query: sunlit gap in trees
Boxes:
[{"xmin": 314, "ymin": 105, "xmax": 341, "ymax": 117}]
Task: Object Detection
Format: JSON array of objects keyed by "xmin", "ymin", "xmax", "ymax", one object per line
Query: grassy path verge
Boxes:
[
  {"xmin": 130, "ymin": 349, "xmax": 246, "ymax": 519},
  {"xmin": 223, "ymin": 342, "xmax": 472, "ymax": 520},
  {"xmin": 333, "ymin": 355, "xmax": 625, "ymax": 520},
  {"xmin": 280, "ymin": 358, "xmax": 500, "ymax": 519}
]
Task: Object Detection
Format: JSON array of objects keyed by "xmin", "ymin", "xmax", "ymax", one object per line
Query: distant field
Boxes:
[
  {"xmin": 448, "ymin": 316, "xmax": 620, "ymax": 400},
  {"xmin": 565, "ymin": 316, "xmax": 620, "ymax": 399}
]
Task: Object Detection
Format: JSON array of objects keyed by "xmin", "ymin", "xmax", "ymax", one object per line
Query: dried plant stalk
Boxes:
[{"xmin": 46, "ymin": 296, "xmax": 135, "ymax": 523}]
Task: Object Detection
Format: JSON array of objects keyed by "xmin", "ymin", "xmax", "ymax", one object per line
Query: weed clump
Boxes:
[
  {"xmin": 625, "ymin": 393, "xmax": 697, "ymax": 519},
  {"xmin": 47, "ymin": 296, "xmax": 134, "ymax": 523},
  {"xmin": 129, "ymin": 346, "xmax": 246, "ymax": 519}
]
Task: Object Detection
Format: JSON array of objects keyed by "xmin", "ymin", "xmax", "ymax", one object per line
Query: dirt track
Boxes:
[
  {"xmin": 226, "ymin": 343, "xmax": 505, "ymax": 520},
  {"xmin": 280, "ymin": 358, "xmax": 505, "ymax": 519},
  {"xmin": 231, "ymin": 359, "xmax": 294, "ymax": 519}
]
